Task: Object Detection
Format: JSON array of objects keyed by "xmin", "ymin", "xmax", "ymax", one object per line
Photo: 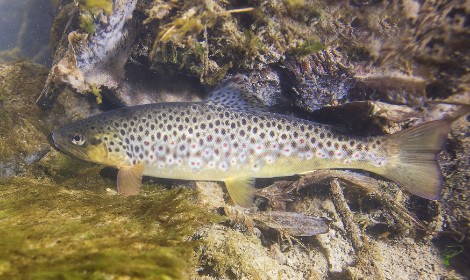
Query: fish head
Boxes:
[{"xmin": 52, "ymin": 118, "xmax": 118, "ymax": 166}]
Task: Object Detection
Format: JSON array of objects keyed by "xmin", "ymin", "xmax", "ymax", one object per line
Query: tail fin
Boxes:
[{"xmin": 385, "ymin": 120, "xmax": 451, "ymax": 200}]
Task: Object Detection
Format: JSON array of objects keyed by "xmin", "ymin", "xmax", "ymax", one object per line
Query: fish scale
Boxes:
[
  {"xmin": 90, "ymin": 103, "xmax": 385, "ymax": 181},
  {"xmin": 52, "ymin": 79, "xmax": 450, "ymax": 206}
]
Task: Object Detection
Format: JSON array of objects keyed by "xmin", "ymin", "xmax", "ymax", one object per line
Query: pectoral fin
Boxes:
[
  {"xmin": 223, "ymin": 177, "xmax": 255, "ymax": 207},
  {"xmin": 117, "ymin": 164, "xmax": 144, "ymax": 196}
]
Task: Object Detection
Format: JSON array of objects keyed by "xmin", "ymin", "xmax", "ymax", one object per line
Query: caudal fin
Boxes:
[{"xmin": 385, "ymin": 120, "xmax": 451, "ymax": 200}]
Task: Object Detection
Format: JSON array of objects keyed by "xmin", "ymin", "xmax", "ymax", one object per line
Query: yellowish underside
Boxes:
[{"xmin": 142, "ymin": 156, "xmax": 384, "ymax": 182}]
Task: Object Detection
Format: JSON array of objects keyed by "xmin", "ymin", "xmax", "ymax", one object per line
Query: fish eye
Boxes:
[{"xmin": 71, "ymin": 133, "xmax": 85, "ymax": 146}]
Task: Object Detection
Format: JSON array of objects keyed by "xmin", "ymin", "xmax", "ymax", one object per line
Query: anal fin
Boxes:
[
  {"xmin": 223, "ymin": 177, "xmax": 255, "ymax": 207},
  {"xmin": 117, "ymin": 164, "xmax": 144, "ymax": 196}
]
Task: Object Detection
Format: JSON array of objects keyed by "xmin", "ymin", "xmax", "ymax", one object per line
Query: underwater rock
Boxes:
[
  {"xmin": 0, "ymin": 61, "xmax": 51, "ymax": 177},
  {"xmin": 282, "ymin": 48, "xmax": 355, "ymax": 112},
  {"xmin": 37, "ymin": 0, "xmax": 138, "ymax": 110}
]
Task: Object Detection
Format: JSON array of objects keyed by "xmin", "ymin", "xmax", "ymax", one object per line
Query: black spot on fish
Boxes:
[{"xmin": 139, "ymin": 126, "xmax": 144, "ymax": 132}]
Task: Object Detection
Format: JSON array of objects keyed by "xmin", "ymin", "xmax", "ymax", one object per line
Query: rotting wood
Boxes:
[
  {"xmin": 330, "ymin": 178, "xmax": 385, "ymax": 280},
  {"xmin": 255, "ymin": 170, "xmax": 427, "ymax": 230}
]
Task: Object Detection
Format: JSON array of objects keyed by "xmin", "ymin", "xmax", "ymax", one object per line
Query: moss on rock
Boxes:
[{"xmin": 0, "ymin": 61, "xmax": 50, "ymax": 168}]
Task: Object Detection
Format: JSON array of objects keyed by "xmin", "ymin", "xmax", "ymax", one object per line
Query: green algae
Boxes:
[
  {"xmin": 78, "ymin": 0, "xmax": 113, "ymax": 15},
  {"xmin": 0, "ymin": 175, "xmax": 217, "ymax": 279},
  {"xmin": 287, "ymin": 39, "xmax": 325, "ymax": 57},
  {"xmin": 79, "ymin": 12, "xmax": 96, "ymax": 35}
]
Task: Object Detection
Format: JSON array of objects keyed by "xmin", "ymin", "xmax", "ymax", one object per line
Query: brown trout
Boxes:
[{"xmin": 52, "ymin": 80, "xmax": 450, "ymax": 206}]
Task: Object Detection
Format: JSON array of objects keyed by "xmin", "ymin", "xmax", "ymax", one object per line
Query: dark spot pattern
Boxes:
[{"xmin": 84, "ymin": 103, "xmax": 387, "ymax": 173}]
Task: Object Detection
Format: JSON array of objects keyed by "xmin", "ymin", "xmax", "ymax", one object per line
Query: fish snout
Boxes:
[{"xmin": 50, "ymin": 131, "xmax": 62, "ymax": 150}]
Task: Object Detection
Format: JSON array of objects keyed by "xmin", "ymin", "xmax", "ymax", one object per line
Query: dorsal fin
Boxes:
[{"xmin": 205, "ymin": 76, "xmax": 269, "ymax": 113}]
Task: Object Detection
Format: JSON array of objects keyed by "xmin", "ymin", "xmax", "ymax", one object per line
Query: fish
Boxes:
[{"xmin": 52, "ymin": 79, "xmax": 451, "ymax": 207}]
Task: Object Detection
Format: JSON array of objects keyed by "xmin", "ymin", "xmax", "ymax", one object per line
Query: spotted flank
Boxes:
[{"xmin": 52, "ymin": 78, "xmax": 451, "ymax": 206}]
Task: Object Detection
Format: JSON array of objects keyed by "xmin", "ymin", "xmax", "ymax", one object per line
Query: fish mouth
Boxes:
[{"xmin": 50, "ymin": 131, "xmax": 65, "ymax": 152}]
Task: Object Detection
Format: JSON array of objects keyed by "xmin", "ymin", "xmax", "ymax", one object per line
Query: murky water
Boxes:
[{"xmin": 0, "ymin": 0, "xmax": 53, "ymax": 65}]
